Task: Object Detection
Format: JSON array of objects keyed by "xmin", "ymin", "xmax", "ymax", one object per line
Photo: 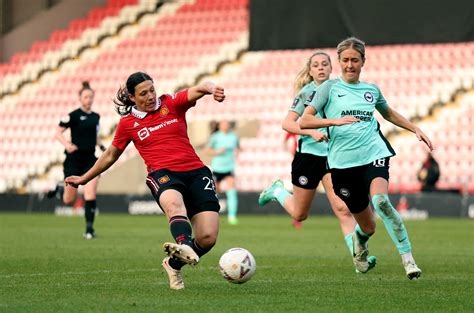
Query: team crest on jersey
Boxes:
[
  {"xmin": 158, "ymin": 175, "xmax": 170, "ymax": 184},
  {"xmin": 138, "ymin": 127, "xmax": 150, "ymax": 140},
  {"xmin": 364, "ymin": 92, "xmax": 374, "ymax": 103},
  {"xmin": 307, "ymin": 91, "xmax": 316, "ymax": 102},
  {"xmin": 133, "ymin": 122, "xmax": 140, "ymax": 128},
  {"xmin": 291, "ymin": 98, "xmax": 300, "ymax": 109},
  {"xmin": 159, "ymin": 105, "xmax": 169, "ymax": 116}
]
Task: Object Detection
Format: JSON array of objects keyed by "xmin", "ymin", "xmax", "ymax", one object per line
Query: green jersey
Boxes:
[
  {"xmin": 290, "ymin": 81, "xmax": 328, "ymax": 157},
  {"xmin": 207, "ymin": 131, "xmax": 239, "ymax": 173},
  {"xmin": 309, "ymin": 78, "xmax": 395, "ymax": 169}
]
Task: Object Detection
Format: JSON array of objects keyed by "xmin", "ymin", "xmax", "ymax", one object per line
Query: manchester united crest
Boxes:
[
  {"xmin": 158, "ymin": 175, "xmax": 170, "ymax": 184},
  {"xmin": 159, "ymin": 106, "xmax": 169, "ymax": 116}
]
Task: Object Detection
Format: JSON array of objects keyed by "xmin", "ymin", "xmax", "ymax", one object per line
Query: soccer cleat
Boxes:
[
  {"xmin": 404, "ymin": 262, "xmax": 422, "ymax": 280},
  {"xmin": 258, "ymin": 179, "xmax": 284, "ymax": 206},
  {"xmin": 163, "ymin": 242, "xmax": 199, "ymax": 266},
  {"xmin": 83, "ymin": 232, "xmax": 95, "ymax": 240},
  {"xmin": 352, "ymin": 233, "xmax": 369, "ymax": 273},
  {"xmin": 162, "ymin": 257, "xmax": 184, "ymax": 290},
  {"xmin": 228, "ymin": 216, "xmax": 239, "ymax": 225},
  {"xmin": 292, "ymin": 219, "xmax": 303, "ymax": 229},
  {"xmin": 356, "ymin": 255, "xmax": 377, "ymax": 273}
]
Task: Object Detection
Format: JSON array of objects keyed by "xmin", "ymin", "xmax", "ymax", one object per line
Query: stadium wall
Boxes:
[
  {"xmin": 1, "ymin": 192, "xmax": 473, "ymax": 218},
  {"xmin": 1, "ymin": 0, "xmax": 106, "ymax": 62},
  {"xmin": 249, "ymin": 0, "xmax": 474, "ymax": 50}
]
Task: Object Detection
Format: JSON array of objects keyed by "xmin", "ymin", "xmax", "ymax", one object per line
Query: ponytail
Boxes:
[
  {"xmin": 114, "ymin": 71, "xmax": 153, "ymax": 116},
  {"xmin": 114, "ymin": 85, "xmax": 134, "ymax": 116}
]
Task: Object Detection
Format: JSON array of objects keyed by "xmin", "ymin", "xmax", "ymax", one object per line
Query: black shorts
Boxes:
[
  {"xmin": 291, "ymin": 152, "xmax": 329, "ymax": 189},
  {"xmin": 213, "ymin": 171, "xmax": 233, "ymax": 183},
  {"xmin": 146, "ymin": 166, "xmax": 220, "ymax": 219},
  {"xmin": 330, "ymin": 157, "xmax": 390, "ymax": 214},
  {"xmin": 63, "ymin": 151, "xmax": 97, "ymax": 178}
]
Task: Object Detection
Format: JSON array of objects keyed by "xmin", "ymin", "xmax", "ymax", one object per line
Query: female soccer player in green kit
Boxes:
[
  {"xmin": 300, "ymin": 37, "xmax": 433, "ymax": 279},
  {"xmin": 258, "ymin": 51, "xmax": 376, "ymax": 272}
]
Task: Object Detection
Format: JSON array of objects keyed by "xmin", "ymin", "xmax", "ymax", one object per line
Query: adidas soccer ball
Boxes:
[{"xmin": 219, "ymin": 247, "xmax": 256, "ymax": 284}]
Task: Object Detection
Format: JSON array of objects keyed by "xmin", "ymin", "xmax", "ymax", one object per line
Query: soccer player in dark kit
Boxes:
[
  {"xmin": 48, "ymin": 81, "xmax": 106, "ymax": 239},
  {"xmin": 65, "ymin": 72, "xmax": 225, "ymax": 290}
]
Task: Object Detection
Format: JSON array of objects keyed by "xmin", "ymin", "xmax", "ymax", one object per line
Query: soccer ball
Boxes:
[{"xmin": 219, "ymin": 247, "xmax": 256, "ymax": 284}]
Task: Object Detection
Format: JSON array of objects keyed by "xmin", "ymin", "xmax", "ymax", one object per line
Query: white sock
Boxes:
[{"xmin": 401, "ymin": 251, "xmax": 415, "ymax": 264}]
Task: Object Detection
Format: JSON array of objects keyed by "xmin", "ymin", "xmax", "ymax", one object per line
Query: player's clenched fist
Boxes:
[{"xmin": 212, "ymin": 85, "xmax": 225, "ymax": 102}]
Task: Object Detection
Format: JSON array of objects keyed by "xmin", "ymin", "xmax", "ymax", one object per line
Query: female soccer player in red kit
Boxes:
[{"xmin": 65, "ymin": 72, "xmax": 225, "ymax": 290}]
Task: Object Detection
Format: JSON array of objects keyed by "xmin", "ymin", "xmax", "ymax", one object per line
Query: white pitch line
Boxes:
[{"xmin": 0, "ymin": 266, "xmax": 272, "ymax": 279}]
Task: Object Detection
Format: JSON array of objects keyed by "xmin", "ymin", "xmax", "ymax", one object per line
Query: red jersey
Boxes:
[{"xmin": 112, "ymin": 89, "xmax": 205, "ymax": 172}]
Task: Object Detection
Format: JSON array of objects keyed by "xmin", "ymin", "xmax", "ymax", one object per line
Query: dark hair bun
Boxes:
[{"xmin": 82, "ymin": 81, "xmax": 91, "ymax": 89}]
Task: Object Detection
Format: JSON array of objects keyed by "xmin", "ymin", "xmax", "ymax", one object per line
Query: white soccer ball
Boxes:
[{"xmin": 219, "ymin": 247, "xmax": 256, "ymax": 284}]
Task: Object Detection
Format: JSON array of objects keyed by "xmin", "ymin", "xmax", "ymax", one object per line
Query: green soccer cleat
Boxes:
[
  {"xmin": 228, "ymin": 216, "xmax": 239, "ymax": 225},
  {"xmin": 356, "ymin": 255, "xmax": 377, "ymax": 273},
  {"xmin": 258, "ymin": 180, "xmax": 284, "ymax": 206}
]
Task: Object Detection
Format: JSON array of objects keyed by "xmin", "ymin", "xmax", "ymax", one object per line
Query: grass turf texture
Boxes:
[{"xmin": 0, "ymin": 213, "xmax": 473, "ymax": 312}]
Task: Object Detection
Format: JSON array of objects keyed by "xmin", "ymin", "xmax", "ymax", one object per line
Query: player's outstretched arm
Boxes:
[
  {"xmin": 188, "ymin": 81, "xmax": 225, "ymax": 103},
  {"xmin": 300, "ymin": 106, "xmax": 359, "ymax": 129},
  {"xmin": 379, "ymin": 106, "xmax": 434, "ymax": 151},
  {"xmin": 65, "ymin": 145, "xmax": 124, "ymax": 188}
]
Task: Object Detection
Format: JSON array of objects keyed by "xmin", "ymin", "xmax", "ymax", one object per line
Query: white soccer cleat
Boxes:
[
  {"xmin": 404, "ymin": 262, "xmax": 422, "ymax": 280},
  {"xmin": 162, "ymin": 257, "xmax": 184, "ymax": 290},
  {"xmin": 352, "ymin": 233, "xmax": 369, "ymax": 273},
  {"xmin": 83, "ymin": 232, "xmax": 95, "ymax": 240},
  {"xmin": 163, "ymin": 242, "xmax": 199, "ymax": 265}
]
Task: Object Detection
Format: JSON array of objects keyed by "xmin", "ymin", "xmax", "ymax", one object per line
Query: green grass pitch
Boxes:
[{"xmin": 1, "ymin": 213, "xmax": 473, "ymax": 312}]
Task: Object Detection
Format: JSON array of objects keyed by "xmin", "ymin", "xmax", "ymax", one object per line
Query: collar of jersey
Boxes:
[{"xmin": 131, "ymin": 98, "xmax": 161, "ymax": 119}]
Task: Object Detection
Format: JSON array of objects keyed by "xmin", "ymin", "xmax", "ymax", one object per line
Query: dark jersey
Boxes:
[{"xmin": 59, "ymin": 108, "xmax": 100, "ymax": 153}]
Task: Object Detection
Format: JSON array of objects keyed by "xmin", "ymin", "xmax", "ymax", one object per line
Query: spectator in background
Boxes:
[
  {"xmin": 205, "ymin": 120, "xmax": 240, "ymax": 225},
  {"xmin": 417, "ymin": 153, "xmax": 440, "ymax": 192},
  {"xmin": 47, "ymin": 81, "xmax": 106, "ymax": 240}
]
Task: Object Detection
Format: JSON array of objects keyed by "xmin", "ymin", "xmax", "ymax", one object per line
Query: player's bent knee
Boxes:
[
  {"xmin": 333, "ymin": 203, "xmax": 351, "ymax": 216},
  {"xmin": 196, "ymin": 234, "xmax": 217, "ymax": 249}
]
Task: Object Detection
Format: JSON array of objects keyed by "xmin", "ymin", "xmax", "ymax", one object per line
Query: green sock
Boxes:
[
  {"xmin": 355, "ymin": 224, "xmax": 370, "ymax": 245},
  {"xmin": 274, "ymin": 188, "xmax": 291, "ymax": 207},
  {"xmin": 372, "ymin": 194, "xmax": 411, "ymax": 254},
  {"xmin": 226, "ymin": 189, "xmax": 238, "ymax": 219},
  {"xmin": 344, "ymin": 233, "xmax": 354, "ymax": 255}
]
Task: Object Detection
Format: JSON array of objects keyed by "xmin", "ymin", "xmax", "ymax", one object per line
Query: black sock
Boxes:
[
  {"xmin": 169, "ymin": 215, "xmax": 193, "ymax": 246},
  {"xmin": 84, "ymin": 200, "xmax": 96, "ymax": 233},
  {"xmin": 168, "ymin": 257, "xmax": 186, "ymax": 270},
  {"xmin": 192, "ymin": 238, "xmax": 214, "ymax": 258}
]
